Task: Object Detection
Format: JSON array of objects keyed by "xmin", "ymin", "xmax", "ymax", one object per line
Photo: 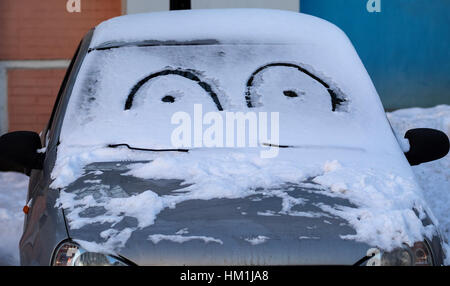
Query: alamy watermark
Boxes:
[
  {"xmin": 170, "ymin": 104, "xmax": 280, "ymax": 158},
  {"xmin": 367, "ymin": 0, "xmax": 381, "ymax": 13},
  {"xmin": 66, "ymin": 0, "xmax": 81, "ymax": 13}
]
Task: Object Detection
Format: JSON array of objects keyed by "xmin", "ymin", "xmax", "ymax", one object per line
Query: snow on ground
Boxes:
[
  {"xmin": 387, "ymin": 105, "xmax": 450, "ymax": 264},
  {"xmin": 0, "ymin": 105, "xmax": 448, "ymax": 265},
  {"xmin": 0, "ymin": 172, "xmax": 28, "ymax": 266}
]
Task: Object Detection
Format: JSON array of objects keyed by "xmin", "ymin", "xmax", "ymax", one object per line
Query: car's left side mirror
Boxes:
[
  {"xmin": 0, "ymin": 131, "xmax": 44, "ymax": 175},
  {"xmin": 404, "ymin": 128, "xmax": 449, "ymax": 166}
]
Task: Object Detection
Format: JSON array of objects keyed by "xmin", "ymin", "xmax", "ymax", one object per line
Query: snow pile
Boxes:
[
  {"xmin": 148, "ymin": 234, "xmax": 223, "ymax": 245},
  {"xmin": 0, "ymin": 172, "xmax": 28, "ymax": 266},
  {"xmin": 245, "ymin": 236, "xmax": 270, "ymax": 245},
  {"xmin": 56, "ymin": 146, "xmax": 433, "ymax": 254},
  {"xmin": 387, "ymin": 105, "xmax": 450, "ymax": 264}
]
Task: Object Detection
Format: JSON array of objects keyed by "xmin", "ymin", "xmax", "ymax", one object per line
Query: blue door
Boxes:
[{"xmin": 301, "ymin": 0, "xmax": 450, "ymax": 109}]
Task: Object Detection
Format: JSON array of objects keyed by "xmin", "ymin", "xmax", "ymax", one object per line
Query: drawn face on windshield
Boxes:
[
  {"xmin": 125, "ymin": 63, "xmax": 345, "ymax": 115},
  {"xmin": 61, "ymin": 45, "xmax": 352, "ymax": 150}
]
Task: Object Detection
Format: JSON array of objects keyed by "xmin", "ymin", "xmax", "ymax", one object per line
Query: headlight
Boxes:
[
  {"xmin": 366, "ymin": 241, "xmax": 433, "ymax": 266},
  {"xmin": 52, "ymin": 241, "xmax": 128, "ymax": 266}
]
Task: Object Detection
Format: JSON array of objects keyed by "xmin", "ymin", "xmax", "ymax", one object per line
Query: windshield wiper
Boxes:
[
  {"xmin": 261, "ymin": 143, "xmax": 291, "ymax": 148},
  {"xmin": 108, "ymin": 143, "xmax": 189, "ymax": 153},
  {"xmin": 353, "ymin": 253, "xmax": 376, "ymax": 266}
]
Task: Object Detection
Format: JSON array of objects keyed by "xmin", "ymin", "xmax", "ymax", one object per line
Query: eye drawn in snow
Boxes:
[
  {"xmin": 244, "ymin": 62, "xmax": 347, "ymax": 111},
  {"xmin": 148, "ymin": 234, "xmax": 223, "ymax": 245},
  {"xmin": 244, "ymin": 236, "xmax": 270, "ymax": 245},
  {"xmin": 125, "ymin": 68, "xmax": 225, "ymax": 111},
  {"xmin": 283, "ymin": 89, "xmax": 305, "ymax": 99},
  {"xmin": 161, "ymin": 90, "xmax": 184, "ymax": 103}
]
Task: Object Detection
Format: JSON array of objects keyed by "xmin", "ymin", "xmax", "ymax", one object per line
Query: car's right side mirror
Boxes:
[{"xmin": 404, "ymin": 128, "xmax": 449, "ymax": 166}]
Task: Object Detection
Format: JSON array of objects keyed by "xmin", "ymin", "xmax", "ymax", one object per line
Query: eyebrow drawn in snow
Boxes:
[
  {"xmin": 125, "ymin": 68, "xmax": 225, "ymax": 111},
  {"xmin": 245, "ymin": 62, "xmax": 347, "ymax": 111}
]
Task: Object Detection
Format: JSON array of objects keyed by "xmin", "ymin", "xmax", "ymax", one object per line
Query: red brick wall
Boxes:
[
  {"xmin": 0, "ymin": 0, "xmax": 122, "ymax": 60},
  {"xmin": 8, "ymin": 69, "xmax": 66, "ymax": 132},
  {"xmin": 1, "ymin": 0, "xmax": 122, "ymax": 132}
]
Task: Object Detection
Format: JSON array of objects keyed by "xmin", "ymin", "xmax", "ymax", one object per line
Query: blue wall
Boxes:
[{"xmin": 301, "ymin": 0, "xmax": 450, "ymax": 109}]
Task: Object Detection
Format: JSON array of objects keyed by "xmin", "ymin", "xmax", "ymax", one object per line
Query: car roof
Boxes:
[{"xmin": 90, "ymin": 9, "xmax": 349, "ymax": 50}]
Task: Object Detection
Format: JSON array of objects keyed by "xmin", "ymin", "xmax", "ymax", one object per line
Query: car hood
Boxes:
[{"xmin": 60, "ymin": 161, "xmax": 376, "ymax": 265}]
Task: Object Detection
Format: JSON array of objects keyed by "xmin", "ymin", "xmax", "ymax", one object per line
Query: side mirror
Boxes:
[
  {"xmin": 0, "ymin": 131, "xmax": 44, "ymax": 174},
  {"xmin": 404, "ymin": 128, "xmax": 449, "ymax": 166}
]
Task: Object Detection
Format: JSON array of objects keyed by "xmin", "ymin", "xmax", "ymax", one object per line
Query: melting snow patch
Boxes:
[
  {"xmin": 84, "ymin": 179, "xmax": 101, "ymax": 184},
  {"xmin": 175, "ymin": 228, "xmax": 189, "ymax": 235},
  {"xmin": 245, "ymin": 236, "xmax": 270, "ymax": 245},
  {"xmin": 299, "ymin": 236, "xmax": 320, "ymax": 240},
  {"xmin": 148, "ymin": 234, "xmax": 223, "ymax": 245},
  {"xmin": 323, "ymin": 160, "xmax": 341, "ymax": 172},
  {"xmin": 257, "ymin": 210, "xmax": 281, "ymax": 216}
]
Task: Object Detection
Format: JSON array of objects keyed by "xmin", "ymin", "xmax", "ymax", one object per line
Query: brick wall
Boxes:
[
  {"xmin": 0, "ymin": 0, "xmax": 122, "ymax": 60},
  {"xmin": 0, "ymin": 0, "xmax": 122, "ymax": 132},
  {"xmin": 7, "ymin": 69, "xmax": 66, "ymax": 132}
]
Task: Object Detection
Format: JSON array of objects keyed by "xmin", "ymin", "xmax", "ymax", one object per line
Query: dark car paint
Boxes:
[
  {"xmin": 19, "ymin": 30, "xmax": 94, "ymax": 266},
  {"xmin": 63, "ymin": 161, "xmax": 372, "ymax": 265}
]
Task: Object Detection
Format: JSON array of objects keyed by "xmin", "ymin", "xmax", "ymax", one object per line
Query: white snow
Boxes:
[
  {"xmin": 245, "ymin": 236, "xmax": 270, "ymax": 245},
  {"xmin": 299, "ymin": 236, "xmax": 320, "ymax": 240},
  {"xmin": 0, "ymin": 172, "xmax": 28, "ymax": 265},
  {"xmin": 148, "ymin": 234, "xmax": 223, "ymax": 245},
  {"xmin": 90, "ymin": 9, "xmax": 349, "ymax": 50}
]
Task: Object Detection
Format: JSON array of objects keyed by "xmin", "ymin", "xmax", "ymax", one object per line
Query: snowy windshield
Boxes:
[{"xmin": 60, "ymin": 43, "xmax": 395, "ymax": 153}]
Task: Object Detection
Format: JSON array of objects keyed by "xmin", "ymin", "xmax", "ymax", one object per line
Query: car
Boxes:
[{"xmin": 0, "ymin": 9, "xmax": 449, "ymax": 266}]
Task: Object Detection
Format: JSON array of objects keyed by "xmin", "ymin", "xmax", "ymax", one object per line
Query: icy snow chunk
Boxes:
[
  {"xmin": 175, "ymin": 228, "xmax": 189, "ymax": 235},
  {"xmin": 245, "ymin": 236, "xmax": 270, "ymax": 245},
  {"xmin": 299, "ymin": 236, "xmax": 320, "ymax": 240},
  {"xmin": 257, "ymin": 210, "xmax": 281, "ymax": 217},
  {"xmin": 148, "ymin": 234, "xmax": 223, "ymax": 245},
  {"xmin": 323, "ymin": 160, "xmax": 341, "ymax": 173}
]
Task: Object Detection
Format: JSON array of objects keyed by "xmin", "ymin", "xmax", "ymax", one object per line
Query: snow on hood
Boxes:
[
  {"xmin": 54, "ymin": 148, "xmax": 436, "ymax": 255},
  {"xmin": 52, "ymin": 10, "xmax": 437, "ymax": 255}
]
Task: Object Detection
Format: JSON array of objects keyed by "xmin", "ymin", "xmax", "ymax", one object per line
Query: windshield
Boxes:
[{"xmin": 60, "ymin": 43, "xmax": 396, "ymax": 155}]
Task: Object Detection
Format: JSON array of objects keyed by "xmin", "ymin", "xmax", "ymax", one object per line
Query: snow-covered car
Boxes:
[{"xmin": 0, "ymin": 9, "xmax": 449, "ymax": 266}]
